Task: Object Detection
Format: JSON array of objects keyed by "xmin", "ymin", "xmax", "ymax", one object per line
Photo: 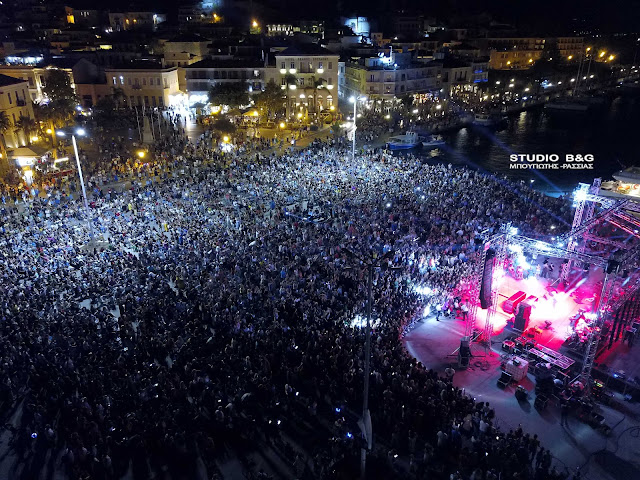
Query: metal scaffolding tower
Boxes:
[
  {"xmin": 561, "ymin": 183, "xmax": 594, "ymax": 283},
  {"xmin": 579, "ymin": 271, "xmax": 616, "ymax": 387},
  {"xmin": 579, "ymin": 241, "xmax": 640, "ymax": 388},
  {"xmin": 482, "ymin": 225, "xmax": 511, "ymax": 343},
  {"xmin": 464, "ymin": 250, "xmax": 485, "ymax": 338}
]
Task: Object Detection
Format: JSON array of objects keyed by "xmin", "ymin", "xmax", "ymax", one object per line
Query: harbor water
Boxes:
[{"xmin": 418, "ymin": 95, "xmax": 640, "ymax": 196}]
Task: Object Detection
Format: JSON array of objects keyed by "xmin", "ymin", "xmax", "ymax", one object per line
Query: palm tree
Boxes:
[
  {"xmin": 0, "ymin": 112, "xmax": 10, "ymax": 163},
  {"xmin": 16, "ymin": 115, "xmax": 37, "ymax": 144},
  {"xmin": 33, "ymin": 103, "xmax": 58, "ymax": 147},
  {"xmin": 303, "ymin": 77, "xmax": 326, "ymax": 124},
  {"xmin": 112, "ymin": 87, "xmax": 127, "ymax": 108}
]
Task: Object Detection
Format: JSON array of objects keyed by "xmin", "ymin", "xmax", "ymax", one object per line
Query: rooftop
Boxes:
[
  {"xmin": 166, "ymin": 33, "xmax": 210, "ymax": 43},
  {"xmin": 186, "ymin": 58, "xmax": 264, "ymax": 69},
  {"xmin": 277, "ymin": 44, "xmax": 337, "ymax": 57},
  {"xmin": 432, "ymin": 58, "xmax": 471, "ymax": 68},
  {"xmin": 449, "ymin": 43, "xmax": 481, "ymax": 51},
  {"xmin": 0, "ymin": 73, "xmax": 27, "ymax": 87},
  {"xmin": 105, "ymin": 60, "xmax": 173, "ymax": 71}
]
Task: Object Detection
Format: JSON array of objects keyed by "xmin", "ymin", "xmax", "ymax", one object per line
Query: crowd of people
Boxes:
[{"xmin": 0, "ymin": 110, "xmax": 576, "ymax": 480}]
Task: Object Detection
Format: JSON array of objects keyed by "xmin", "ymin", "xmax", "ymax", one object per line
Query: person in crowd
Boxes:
[{"xmin": 0, "ymin": 108, "xmax": 573, "ymax": 480}]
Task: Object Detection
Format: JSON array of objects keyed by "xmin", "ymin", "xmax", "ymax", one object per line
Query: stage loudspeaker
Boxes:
[
  {"xmin": 514, "ymin": 302, "xmax": 531, "ymax": 331},
  {"xmin": 623, "ymin": 269, "xmax": 629, "ymax": 278},
  {"xmin": 479, "ymin": 248, "xmax": 496, "ymax": 309},
  {"xmin": 459, "ymin": 336, "xmax": 471, "ymax": 359},
  {"xmin": 607, "ymin": 260, "xmax": 619, "ymax": 274}
]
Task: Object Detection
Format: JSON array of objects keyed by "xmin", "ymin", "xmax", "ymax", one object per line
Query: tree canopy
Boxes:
[
  {"xmin": 40, "ymin": 69, "xmax": 77, "ymax": 127},
  {"xmin": 208, "ymin": 83, "xmax": 250, "ymax": 108},
  {"xmin": 253, "ymin": 80, "xmax": 285, "ymax": 118},
  {"xmin": 43, "ymin": 69, "xmax": 75, "ymax": 103},
  {"xmin": 211, "ymin": 118, "xmax": 237, "ymax": 134}
]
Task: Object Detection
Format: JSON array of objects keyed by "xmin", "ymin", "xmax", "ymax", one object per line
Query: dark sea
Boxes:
[{"xmin": 418, "ymin": 95, "xmax": 640, "ymax": 196}]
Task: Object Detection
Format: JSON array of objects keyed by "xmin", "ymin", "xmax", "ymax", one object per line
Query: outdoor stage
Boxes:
[{"xmin": 472, "ymin": 263, "xmax": 605, "ymax": 352}]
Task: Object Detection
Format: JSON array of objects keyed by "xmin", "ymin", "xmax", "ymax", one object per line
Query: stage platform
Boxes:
[
  {"xmin": 403, "ymin": 310, "xmax": 640, "ymax": 480},
  {"xmin": 473, "ymin": 266, "xmax": 605, "ymax": 352}
]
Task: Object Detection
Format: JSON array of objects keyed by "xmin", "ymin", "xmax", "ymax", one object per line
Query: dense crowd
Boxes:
[{"xmin": 0, "ymin": 113, "xmax": 575, "ymax": 480}]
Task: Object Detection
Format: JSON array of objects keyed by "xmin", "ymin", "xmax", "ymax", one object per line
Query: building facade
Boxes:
[
  {"xmin": 265, "ymin": 45, "xmax": 339, "ymax": 117},
  {"xmin": 76, "ymin": 65, "xmax": 181, "ymax": 108},
  {"xmin": 554, "ymin": 37, "xmax": 586, "ymax": 59},
  {"xmin": 489, "ymin": 49, "xmax": 544, "ymax": 70},
  {"xmin": 345, "ymin": 60, "xmax": 442, "ymax": 100},
  {"xmin": 0, "ymin": 74, "xmax": 35, "ymax": 149},
  {"xmin": 108, "ymin": 12, "xmax": 165, "ymax": 32},
  {"xmin": 184, "ymin": 58, "xmax": 265, "ymax": 106}
]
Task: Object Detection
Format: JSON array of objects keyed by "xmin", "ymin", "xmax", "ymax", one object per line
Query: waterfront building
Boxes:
[
  {"xmin": 265, "ymin": 44, "xmax": 339, "ymax": 118},
  {"xmin": 75, "ymin": 63, "xmax": 182, "ymax": 108},
  {"xmin": 185, "ymin": 58, "xmax": 265, "ymax": 106},
  {"xmin": 0, "ymin": 74, "xmax": 35, "ymax": 149}
]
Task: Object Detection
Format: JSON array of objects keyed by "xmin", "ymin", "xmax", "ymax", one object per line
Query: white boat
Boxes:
[
  {"xmin": 472, "ymin": 113, "xmax": 496, "ymax": 126},
  {"xmin": 422, "ymin": 135, "xmax": 445, "ymax": 149},
  {"xmin": 618, "ymin": 82, "xmax": 640, "ymax": 94},
  {"xmin": 613, "ymin": 167, "xmax": 640, "ymax": 184},
  {"xmin": 544, "ymin": 99, "xmax": 589, "ymax": 112},
  {"xmin": 386, "ymin": 131, "xmax": 422, "ymax": 150}
]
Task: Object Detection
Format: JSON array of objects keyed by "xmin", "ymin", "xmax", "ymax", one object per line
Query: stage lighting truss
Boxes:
[
  {"xmin": 465, "ymin": 185, "xmax": 640, "ymax": 390},
  {"xmin": 579, "ymin": 271, "xmax": 617, "ymax": 386},
  {"xmin": 561, "ymin": 178, "xmax": 640, "ymax": 390},
  {"xmin": 508, "ymin": 235, "xmax": 607, "ymax": 268},
  {"xmin": 484, "ymin": 231, "xmax": 509, "ymax": 342}
]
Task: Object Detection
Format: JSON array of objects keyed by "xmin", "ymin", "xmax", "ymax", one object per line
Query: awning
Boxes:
[{"xmin": 8, "ymin": 146, "xmax": 50, "ymax": 159}]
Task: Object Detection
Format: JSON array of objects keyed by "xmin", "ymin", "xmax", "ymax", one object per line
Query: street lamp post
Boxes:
[
  {"xmin": 349, "ymin": 95, "xmax": 366, "ymax": 162},
  {"xmin": 344, "ymin": 248, "xmax": 398, "ymax": 480},
  {"xmin": 57, "ymin": 128, "xmax": 94, "ymax": 239}
]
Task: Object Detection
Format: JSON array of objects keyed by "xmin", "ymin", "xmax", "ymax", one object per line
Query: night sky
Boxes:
[{"xmin": 81, "ymin": 0, "xmax": 640, "ymax": 33}]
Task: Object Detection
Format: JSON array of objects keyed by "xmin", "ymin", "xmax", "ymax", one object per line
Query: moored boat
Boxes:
[
  {"xmin": 386, "ymin": 131, "xmax": 422, "ymax": 150},
  {"xmin": 422, "ymin": 135, "xmax": 445, "ymax": 149}
]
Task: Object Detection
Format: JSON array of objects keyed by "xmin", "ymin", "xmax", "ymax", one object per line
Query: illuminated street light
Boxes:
[
  {"xmin": 349, "ymin": 95, "xmax": 366, "ymax": 162},
  {"xmin": 137, "ymin": 150, "xmax": 145, "ymax": 158},
  {"xmin": 223, "ymin": 135, "xmax": 230, "ymax": 143},
  {"xmin": 56, "ymin": 128, "xmax": 93, "ymax": 238}
]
